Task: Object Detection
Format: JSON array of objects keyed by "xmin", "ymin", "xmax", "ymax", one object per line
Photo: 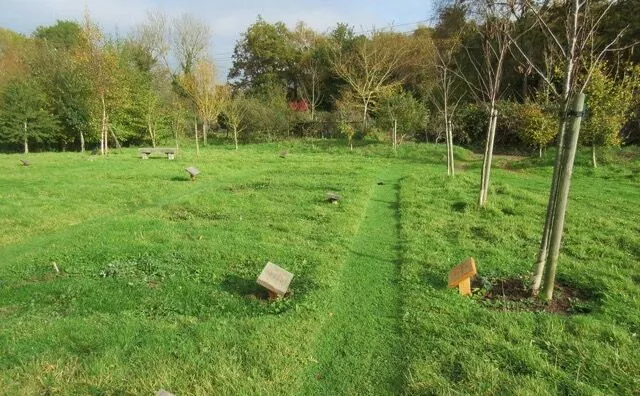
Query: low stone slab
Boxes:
[
  {"xmin": 185, "ymin": 166, "xmax": 200, "ymax": 180},
  {"xmin": 326, "ymin": 192, "xmax": 341, "ymax": 203},
  {"xmin": 20, "ymin": 159, "xmax": 30, "ymax": 166},
  {"xmin": 139, "ymin": 147, "xmax": 177, "ymax": 160},
  {"xmin": 257, "ymin": 262, "xmax": 293, "ymax": 297}
]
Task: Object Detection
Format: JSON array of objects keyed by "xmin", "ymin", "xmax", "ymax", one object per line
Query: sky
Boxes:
[{"xmin": 0, "ymin": 0, "xmax": 435, "ymax": 79}]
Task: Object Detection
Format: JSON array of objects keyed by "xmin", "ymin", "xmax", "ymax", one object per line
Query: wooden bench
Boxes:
[{"xmin": 139, "ymin": 147, "xmax": 177, "ymax": 160}]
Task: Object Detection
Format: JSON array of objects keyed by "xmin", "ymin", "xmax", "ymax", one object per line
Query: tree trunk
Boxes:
[
  {"xmin": 203, "ymin": 119, "xmax": 208, "ymax": 146},
  {"xmin": 393, "ymin": 119, "xmax": 397, "ymax": 151},
  {"xmin": 531, "ymin": 24, "xmax": 577, "ymax": 295},
  {"xmin": 592, "ymin": 144, "xmax": 597, "ymax": 168},
  {"xmin": 363, "ymin": 101, "xmax": 368, "ymax": 132},
  {"xmin": 531, "ymin": 119, "xmax": 568, "ymax": 293},
  {"xmin": 194, "ymin": 118, "xmax": 200, "ymax": 157},
  {"xmin": 447, "ymin": 118, "xmax": 455, "ymax": 177},
  {"xmin": 541, "ymin": 93, "xmax": 585, "ymax": 300},
  {"xmin": 80, "ymin": 131, "xmax": 85, "ymax": 153},
  {"xmin": 23, "ymin": 121, "xmax": 28, "ymax": 154},
  {"xmin": 233, "ymin": 125, "xmax": 238, "ymax": 150},
  {"xmin": 479, "ymin": 107, "xmax": 498, "ymax": 206},
  {"xmin": 110, "ymin": 126, "xmax": 122, "ymax": 149},
  {"xmin": 148, "ymin": 112, "xmax": 156, "ymax": 148},
  {"xmin": 101, "ymin": 92, "xmax": 107, "ymax": 156},
  {"xmin": 539, "ymin": 146, "xmax": 543, "ymax": 158}
]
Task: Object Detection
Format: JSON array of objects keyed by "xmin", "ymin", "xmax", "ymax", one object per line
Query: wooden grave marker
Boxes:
[
  {"xmin": 448, "ymin": 257, "xmax": 477, "ymax": 296},
  {"xmin": 257, "ymin": 261, "xmax": 293, "ymax": 299},
  {"xmin": 185, "ymin": 166, "xmax": 200, "ymax": 181}
]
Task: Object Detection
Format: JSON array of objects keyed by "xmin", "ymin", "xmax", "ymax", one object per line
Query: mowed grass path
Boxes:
[
  {"xmin": 1, "ymin": 142, "xmax": 639, "ymax": 394},
  {"xmin": 304, "ymin": 167, "xmax": 405, "ymax": 394}
]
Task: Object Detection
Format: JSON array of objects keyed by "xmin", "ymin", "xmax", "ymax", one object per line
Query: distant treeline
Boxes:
[{"xmin": 0, "ymin": 0, "xmax": 639, "ymax": 154}]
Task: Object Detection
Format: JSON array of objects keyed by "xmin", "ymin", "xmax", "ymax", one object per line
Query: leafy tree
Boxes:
[
  {"xmin": 31, "ymin": 22, "xmax": 92, "ymax": 151},
  {"xmin": 180, "ymin": 59, "xmax": 224, "ymax": 145},
  {"xmin": 377, "ymin": 89, "xmax": 427, "ymax": 146},
  {"xmin": 0, "ymin": 28, "xmax": 28, "ymax": 90},
  {"xmin": 229, "ymin": 17, "xmax": 298, "ymax": 93},
  {"xmin": 514, "ymin": 103, "xmax": 557, "ymax": 157},
  {"xmin": 0, "ymin": 77, "xmax": 58, "ymax": 153},
  {"xmin": 581, "ymin": 63, "xmax": 639, "ymax": 167},
  {"xmin": 34, "ymin": 20, "xmax": 85, "ymax": 51}
]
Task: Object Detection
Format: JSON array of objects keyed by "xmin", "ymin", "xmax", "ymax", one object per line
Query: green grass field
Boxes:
[{"xmin": 1, "ymin": 142, "xmax": 639, "ymax": 395}]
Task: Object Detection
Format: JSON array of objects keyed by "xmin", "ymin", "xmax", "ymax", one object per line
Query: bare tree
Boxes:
[
  {"xmin": 331, "ymin": 32, "xmax": 411, "ymax": 130},
  {"xmin": 511, "ymin": 0, "xmax": 633, "ymax": 299},
  {"xmin": 134, "ymin": 10, "xmax": 172, "ymax": 71},
  {"xmin": 173, "ymin": 13, "xmax": 210, "ymax": 75},
  {"xmin": 222, "ymin": 89, "xmax": 246, "ymax": 150},
  {"xmin": 430, "ymin": 33, "xmax": 464, "ymax": 177},
  {"xmin": 459, "ymin": 0, "xmax": 522, "ymax": 206}
]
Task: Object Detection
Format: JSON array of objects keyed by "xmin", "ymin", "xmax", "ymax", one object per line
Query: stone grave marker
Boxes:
[
  {"xmin": 155, "ymin": 390, "xmax": 175, "ymax": 396},
  {"xmin": 20, "ymin": 159, "xmax": 30, "ymax": 166},
  {"xmin": 448, "ymin": 257, "xmax": 477, "ymax": 296},
  {"xmin": 326, "ymin": 192, "xmax": 341, "ymax": 203},
  {"xmin": 257, "ymin": 261, "xmax": 293, "ymax": 298},
  {"xmin": 279, "ymin": 150, "xmax": 288, "ymax": 158},
  {"xmin": 185, "ymin": 166, "xmax": 200, "ymax": 181}
]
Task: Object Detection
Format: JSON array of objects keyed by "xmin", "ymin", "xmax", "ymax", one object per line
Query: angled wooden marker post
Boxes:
[
  {"xmin": 257, "ymin": 262, "xmax": 293, "ymax": 299},
  {"xmin": 448, "ymin": 257, "xmax": 477, "ymax": 296}
]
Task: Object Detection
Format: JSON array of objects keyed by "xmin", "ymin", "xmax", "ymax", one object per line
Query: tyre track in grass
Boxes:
[{"xmin": 303, "ymin": 166, "xmax": 405, "ymax": 395}]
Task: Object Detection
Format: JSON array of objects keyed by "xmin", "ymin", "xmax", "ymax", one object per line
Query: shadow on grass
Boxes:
[
  {"xmin": 219, "ymin": 273, "xmax": 320, "ymax": 314},
  {"xmin": 170, "ymin": 175, "xmax": 191, "ymax": 182}
]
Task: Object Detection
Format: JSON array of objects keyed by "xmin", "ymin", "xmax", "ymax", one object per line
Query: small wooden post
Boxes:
[{"xmin": 448, "ymin": 257, "xmax": 477, "ymax": 296}]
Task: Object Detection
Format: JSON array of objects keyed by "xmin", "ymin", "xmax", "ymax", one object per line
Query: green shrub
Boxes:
[{"xmin": 514, "ymin": 102, "xmax": 557, "ymax": 156}]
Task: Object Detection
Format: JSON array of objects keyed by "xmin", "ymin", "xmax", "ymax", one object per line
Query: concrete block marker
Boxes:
[
  {"xmin": 448, "ymin": 257, "xmax": 477, "ymax": 296},
  {"xmin": 257, "ymin": 262, "xmax": 293, "ymax": 299},
  {"xmin": 185, "ymin": 166, "xmax": 200, "ymax": 181},
  {"xmin": 326, "ymin": 192, "xmax": 341, "ymax": 204}
]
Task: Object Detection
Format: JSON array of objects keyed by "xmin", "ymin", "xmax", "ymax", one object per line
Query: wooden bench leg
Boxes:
[
  {"xmin": 141, "ymin": 153, "xmax": 149, "ymax": 159},
  {"xmin": 167, "ymin": 153, "xmax": 175, "ymax": 160}
]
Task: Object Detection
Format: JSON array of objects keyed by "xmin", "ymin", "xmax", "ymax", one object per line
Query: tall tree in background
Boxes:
[
  {"xmin": 173, "ymin": 13, "xmax": 210, "ymax": 75},
  {"xmin": 32, "ymin": 20, "xmax": 92, "ymax": 151},
  {"xmin": 293, "ymin": 23, "xmax": 326, "ymax": 120},
  {"xmin": 0, "ymin": 77, "xmax": 58, "ymax": 153},
  {"xmin": 228, "ymin": 17, "xmax": 298, "ymax": 93}
]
